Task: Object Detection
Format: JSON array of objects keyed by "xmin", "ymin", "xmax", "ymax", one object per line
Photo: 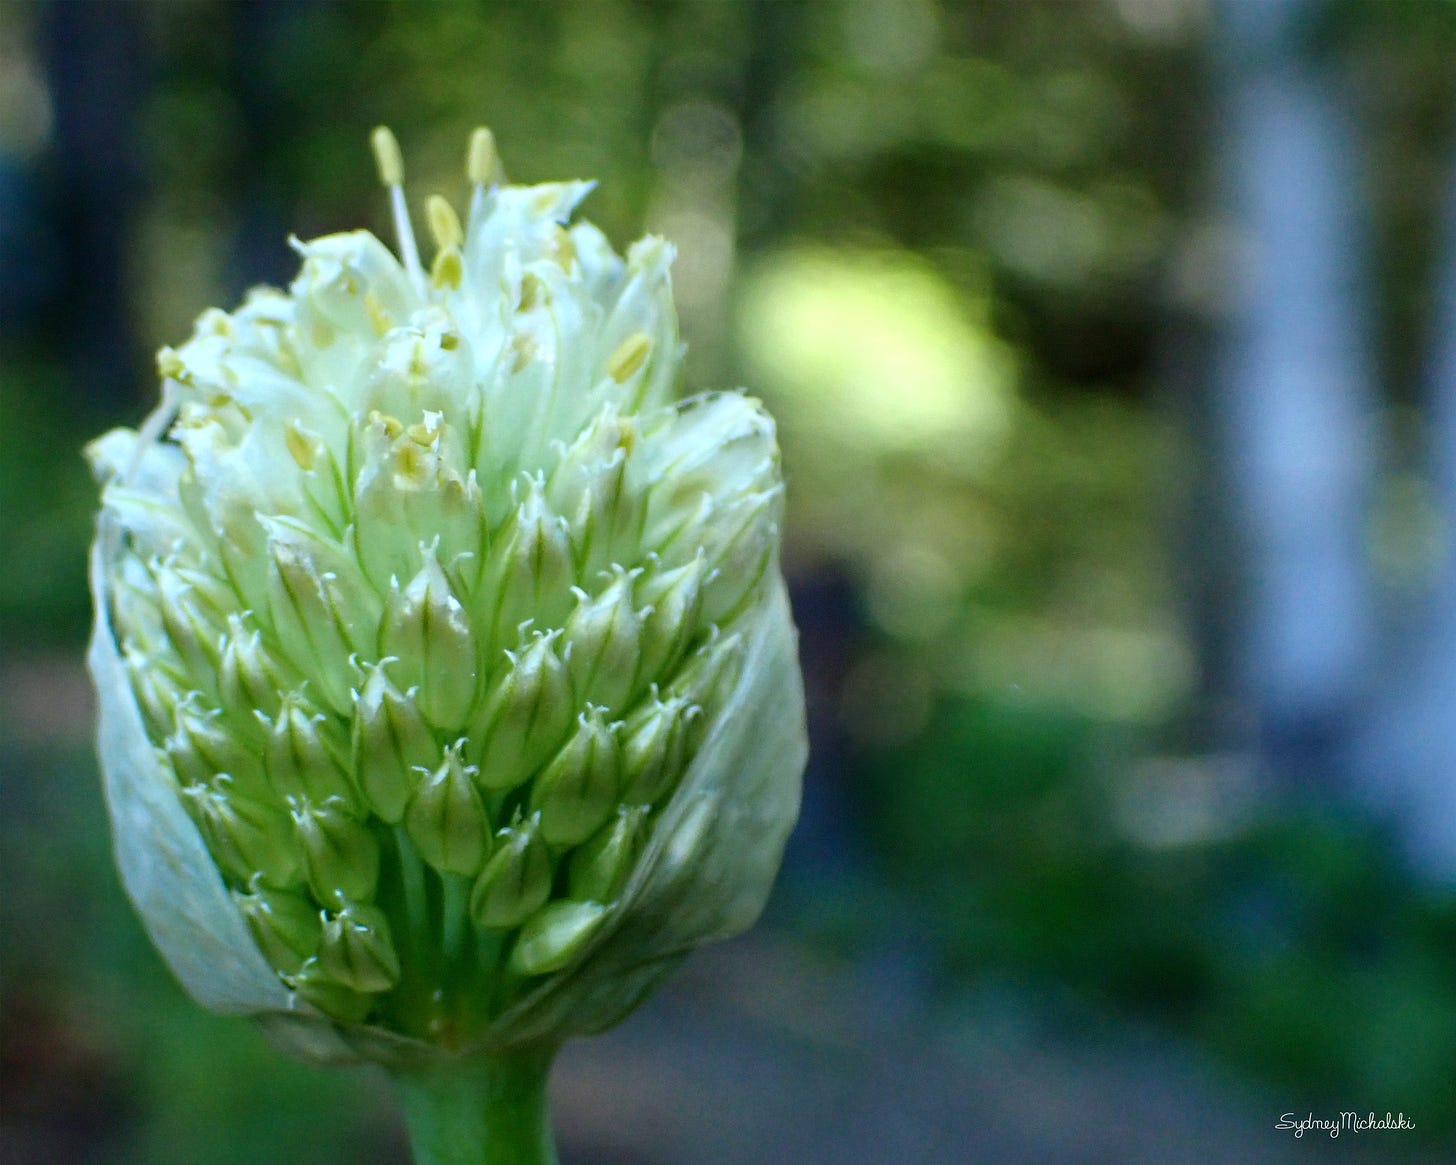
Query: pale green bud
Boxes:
[
  {"xmin": 110, "ymin": 564, "xmax": 168, "ymax": 658},
  {"xmin": 233, "ymin": 882, "xmax": 321, "ymax": 973},
  {"xmin": 168, "ymin": 699, "xmax": 269, "ymax": 801},
  {"xmin": 380, "ymin": 546, "xmax": 479, "ymax": 729},
  {"xmin": 470, "ymin": 815, "xmax": 552, "ymax": 929},
  {"xmin": 547, "ymin": 406, "xmax": 644, "ymax": 577},
  {"xmin": 217, "ymin": 615, "xmax": 289, "ymax": 734},
  {"xmin": 470, "ymin": 629, "xmax": 571, "ymax": 792},
  {"xmin": 634, "ymin": 552, "xmax": 706, "ymax": 691},
  {"xmin": 530, "ymin": 705, "xmax": 620, "ymax": 848},
  {"xmin": 289, "ymin": 795, "xmax": 380, "ymax": 902},
  {"xmin": 404, "ymin": 741, "xmax": 491, "ymax": 876},
  {"xmin": 264, "ymin": 522, "xmax": 369, "ymax": 715},
  {"xmin": 619, "ymin": 693, "xmax": 700, "ymax": 806},
  {"xmin": 286, "ymin": 956, "xmax": 373, "ymax": 1025},
  {"xmin": 170, "ymin": 564, "xmax": 241, "ymax": 634},
  {"xmin": 265, "ymin": 692, "xmax": 353, "ymax": 804},
  {"xmin": 562, "ymin": 566, "xmax": 642, "ymax": 713},
  {"xmin": 180, "ymin": 776, "xmax": 299, "ymax": 887},
  {"xmin": 318, "ymin": 900, "xmax": 401, "ymax": 993},
  {"xmin": 350, "ymin": 411, "xmax": 426, "ymax": 591},
  {"xmin": 122, "ymin": 645, "xmax": 186, "ymax": 740},
  {"xmin": 479, "ymin": 475, "xmax": 574, "ymax": 654},
  {"xmin": 510, "ymin": 900, "xmax": 610, "ymax": 977},
  {"xmin": 694, "ymin": 488, "xmax": 781, "ymax": 625},
  {"xmin": 153, "ymin": 564, "xmax": 225, "ymax": 697},
  {"xmin": 568, "ymin": 805, "xmax": 649, "ymax": 902},
  {"xmin": 668, "ymin": 630, "xmax": 745, "ymax": 709},
  {"xmin": 351, "ymin": 660, "xmax": 438, "ymax": 823}
]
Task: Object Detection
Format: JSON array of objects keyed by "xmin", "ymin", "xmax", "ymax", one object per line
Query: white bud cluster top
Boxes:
[{"xmin": 86, "ymin": 129, "xmax": 802, "ymax": 1054}]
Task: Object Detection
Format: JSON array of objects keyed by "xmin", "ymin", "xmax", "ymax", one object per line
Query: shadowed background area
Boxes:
[{"xmin": 5, "ymin": 0, "xmax": 1456, "ymax": 1161}]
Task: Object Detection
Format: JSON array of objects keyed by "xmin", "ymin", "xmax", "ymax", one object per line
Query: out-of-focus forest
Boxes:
[{"xmin": 5, "ymin": 1, "xmax": 1456, "ymax": 1162}]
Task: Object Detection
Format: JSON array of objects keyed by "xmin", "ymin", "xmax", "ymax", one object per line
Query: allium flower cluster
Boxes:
[{"xmin": 86, "ymin": 129, "xmax": 804, "ymax": 1063}]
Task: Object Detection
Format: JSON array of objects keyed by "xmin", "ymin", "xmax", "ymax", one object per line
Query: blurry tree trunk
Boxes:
[
  {"xmin": 1211, "ymin": 0, "xmax": 1378, "ymax": 784},
  {"xmin": 1357, "ymin": 145, "xmax": 1456, "ymax": 876}
]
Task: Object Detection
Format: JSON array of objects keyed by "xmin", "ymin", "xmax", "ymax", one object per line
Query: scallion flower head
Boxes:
[{"xmin": 86, "ymin": 128, "xmax": 805, "ymax": 1069}]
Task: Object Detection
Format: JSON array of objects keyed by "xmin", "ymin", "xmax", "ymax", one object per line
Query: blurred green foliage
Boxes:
[{"xmin": 6, "ymin": 0, "xmax": 1456, "ymax": 1157}]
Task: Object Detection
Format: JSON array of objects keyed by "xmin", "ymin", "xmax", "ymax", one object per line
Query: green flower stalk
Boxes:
[{"xmin": 86, "ymin": 126, "xmax": 806, "ymax": 1165}]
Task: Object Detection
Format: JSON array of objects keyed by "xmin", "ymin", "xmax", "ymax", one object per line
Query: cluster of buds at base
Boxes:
[{"xmin": 87, "ymin": 127, "xmax": 806, "ymax": 1063}]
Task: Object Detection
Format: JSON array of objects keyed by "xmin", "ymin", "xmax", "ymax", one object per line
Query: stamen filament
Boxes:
[
  {"xmin": 370, "ymin": 126, "xmax": 427, "ymax": 295},
  {"xmin": 466, "ymin": 126, "xmax": 498, "ymax": 227}
]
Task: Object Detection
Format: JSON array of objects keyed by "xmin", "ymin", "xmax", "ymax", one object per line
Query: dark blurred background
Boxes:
[{"xmin": 5, "ymin": 1, "xmax": 1456, "ymax": 1162}]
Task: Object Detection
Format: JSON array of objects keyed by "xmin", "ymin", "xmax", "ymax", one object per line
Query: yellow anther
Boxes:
[
  {"xmin": 518, "ymin": 272, "xmax": 543, "ymax": 311},
  {"xmin": 364, "ymin": 291, "xmax": 392, "ymax": 337},
  {"xmin": 285, "ymin": 422, "xmax": 317, "ymax": 470},
  {"xmin": 157, "ymin": 348, "xmax": 185, "ymax": 380},
  {"xmin": 605, "ymin": 332, "xmax": 651, "ymax": 383},
  {"xmin": 274, "ymin": 339, "xmax": 302, "ymax": 378},
  {"xmin": 394, "ymin": 440, "xmax": 429, "ymax": 486},
  {"xmin": 431, "ymin": 247, "xmax": 463, "ymax": 291},
  {"xmin": 439, "ymin": 330, "xmax": 461, "ymax": 351},
  {"xmin": 199, "ymin": 308, "xmax": 234, "ymax": 337},
  {"xmin": 466, "ymin": 127, "xmax": 497, "ymax": 185},
  {"xmin": 368, "ymin": 410, "xmax": 404, "ymax": 439},
  {"xmin": 427, "ymin": 195, "xmax": 464, "ymax": 250},
  {"xmin": 510, "ymin": 333, "xmax": 538, "ymax": 373},
  {"xmin": 370, "ymin": 126, "xmax": 405, "ymax": 187},
  {"xmin": 550, "ymin": 227, "xmax": 576, "ymax": 270}
]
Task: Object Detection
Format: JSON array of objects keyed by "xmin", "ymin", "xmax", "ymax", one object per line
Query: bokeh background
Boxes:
[{"xmin": 6, "ymin": 0, "xmax": 1456, "ymax": 1161}]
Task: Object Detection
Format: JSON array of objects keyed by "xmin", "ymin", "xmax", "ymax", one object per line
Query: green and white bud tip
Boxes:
[{"xmin": 85, "ymin": 126, "xmax": 806, "ymax": 1065}]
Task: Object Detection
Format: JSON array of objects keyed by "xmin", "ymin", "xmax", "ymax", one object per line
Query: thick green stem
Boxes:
[{"xmin": 392, "ymin": 1045, "xmax": 560, "ymax": 1165}]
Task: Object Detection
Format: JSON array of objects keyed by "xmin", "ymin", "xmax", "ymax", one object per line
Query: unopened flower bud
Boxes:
[
  {"xmin": 289, "ymin": 795, "xmax": 380, "ymax": 902},
  {"xmin": 547, "ymin": 407, "xmax": 643, "ymax": 576},
  {"xmin": 510, "ymin": 900, "xmax": 610, "ymax": 977},
  {"xmin": 380, "ymin": 547, "xmax": 479, "ymax": 728},
  {"xmin": 153, "ymin": 564, "xmax": 227, "ymax": 692},
  {"xmin": 479, "ymin": 476, "xmax": 574, "ymax": 653},
  {"xmin": 568, "ymin": 805, "xmax": 648, "ymax": 902},
  {"xmin": 286, "ymin": 957, "xmax": 373, "ymax": 1025},
  {"xmin": 265, "ymin": 692, "xmax": 353, "ymax": 804},
  {"xmin": 404, "ymin": 741, "xmax": 491, "ymax": 876},
  {"xmin": 562, "ymin": 567, "xmax": 641, "ymax": 713},
  {"xmin": 318, "ymin": 900, "xmax": 402, "ymax": 993},
  {"xmin": 233, "ymin": 882, "xmax": 321, "ymax": 973},
  {"xmin": 635, "ymin": 552, "xmax": 705, "ymax": 683},
  {"xmin": 218, "ymin": 615, "xmax": 289, "ymax": 732},
  {"xmin": 264, "ymin": 520, "xmax": 374, "ymax": 715},
  {"xmin": 122, "ymin": 646, "xmax": 186, "ymax": 739},
  {"xmin": 470, "ymin": 815, "xmax": 552, "ymax": 929},
  {"xmin": 619, "ymin": 694, "xmax": 700, "ymax": 806},
  {"xmin": 668, "ymin": 630, "xmax": 745, "ymax": 709},
  {"xmin": 352, "ymin": 661, "xmax": 438, "ymax": 823},
  {"xmin": 694, "ymin": 488, "xmax": 781, "ymax": 625},
  {"xmin": 471, "ymin": 629, "xmax": 571, "ymax": 792},
  {"xmin": 168, "ymin": 699, "xmax": 269, "ymax": 801},
  {"xmin": 180, "ymin": 776, "xmax": 298, "ymax": 887},
  {"xmin": 530, "ymin": 706, "xmax": 620, "ymax": 848}
]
